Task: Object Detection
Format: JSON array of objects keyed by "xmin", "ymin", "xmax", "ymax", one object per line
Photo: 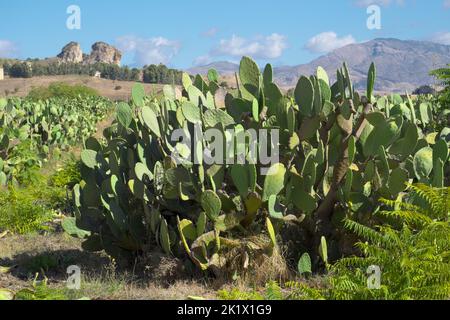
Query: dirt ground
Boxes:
[
  {"xmin": 0, "ymin": 75, "xmax": 165, "ymax": 101},
  {"xmin": 0, "ymin": 232, "xmax": 220, "ymax": 300}
]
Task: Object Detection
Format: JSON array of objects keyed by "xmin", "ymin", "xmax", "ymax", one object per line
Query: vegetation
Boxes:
[
  {"xmin": 143, "ymin": 64, "xmax": 183, "ymax": 85},
  {"xmin": 8, "ymin": 62, "xmax": 33, "ymax": 78},
  {"xmin": 0, "ymin": 56, "xmax": 448, "ymax": 301},
  {"xmin": 430, "ymin": 64, "xmax": 450, "ymax": 108},
  {"xmin": 27, "ymin": 83, "xmax": 99, "ymax": 100},
  {"xmin": 0, "ymin": 157, "xmax": 82, "ymax": 234},
  {"xmin": 0, "ymin": 94, "xmax": 112, "ymax": 185},
  {"xmin": 3, "ymin": 60, "xmax": 184, "ymax": 85},
  {"xmin": 73, "ymin": 57, "xmax": 449, "ymax": 280}
]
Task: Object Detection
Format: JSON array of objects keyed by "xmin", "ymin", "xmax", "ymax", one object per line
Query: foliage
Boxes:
[
  {"xmin": 27, "ymin": 83, "xmax": 99, "ymax": 100},
  {"xmin": 14, "ymin": 276, "xmax": 69, "ymax": 300},
  {"xmin": 430, "ymin": 64, "xmax": 450, "ymax": 87},
  {"xmin": 73, "ymin": 57, "xmax": 449, "ymax": 273},
  {"xmin": 8, "ymin": 60, "xmax": 142, "ymax": 82},
  {"xmin": 8, "ymin": 62, "xmax": 32, "ymax": 78},
  {"xmin": 0, "ymin": 159, "xmax": 77, "ymax": 234},
  {"xmin": 143, "ymin": 64, "xmax": 183, "ymax": 85},
  {"xmin": 0, "ymin": 181, "xmax": 57, "ymax": 234},
  {"xmin": 6, "ymin": 59, "xmax": 184, "ymax": 85},
  {"xmin": 0, "ymin": 95, "xmax": 112, "ymax": 185},
  {"xmin": 49, "ymin": 157, "xmax": 82, "ymax": 189},
  {"xmin": 218, "ymin": 281, "xmax": 283, "ymax": 300},
  {"xmin": 413, "ymin": 85, "xmax": 436, "ymax": 95},
  {"xmin": 430, "ymin": 64, "xmax": 450, "ymax": 109},
  {"xmin": 3, "ymin": 139, "xmax": 42, "ymax": 185},
  {"xmin": 287, "ymin": 184, "xmax": 450, "ymax": 300}
]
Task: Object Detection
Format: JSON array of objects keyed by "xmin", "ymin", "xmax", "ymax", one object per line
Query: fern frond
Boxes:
[
  {"xmin": 378, "ymin": 209, "xmax": 433, "ymax": 226},
  {"xmin": 265, "ymin": 281, "xmax": 283, "ymax": 300},
  {"xmin": 408, "ymin": 184, "xmax": 449, "ymax": 219},
  {"xmin": 343, "ymin": 219, "xmax": 395, "ymax": 248}
]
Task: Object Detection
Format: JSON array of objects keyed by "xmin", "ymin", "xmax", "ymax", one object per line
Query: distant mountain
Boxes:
[
  {"xmin": 187, "ymin": 61, "xmax": 238, "ymax": 76},
  {"xmin": 188, "ymin": 38, "xmax": 450, "ymax": 93}
]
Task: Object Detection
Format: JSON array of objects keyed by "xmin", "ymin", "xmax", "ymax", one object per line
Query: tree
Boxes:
[
  {"xmin": 413, "ymin": 85, "xmax": 436, "ymax": 95},
  {"xmin": 9, "ymin": 62, "xmax": 32, "ymax": 78},
  {"xmin": 430, "ymin": 64, "xmax": 450, "ymax": 87},
  {"xmin": 430, "ymin": 64, "xmax": 450, "ymax": 107}
]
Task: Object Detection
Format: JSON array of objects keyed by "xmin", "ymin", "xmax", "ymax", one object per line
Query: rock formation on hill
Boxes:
[
  {"xmin": 57, "ymin": 42, "xmax": 83, "ymax": 63},
  {"xmin": 84, "ymin": 42, "xmax": 122, "ymax": 66},
  {"xmin": 57, "ymin": 41, "xmax": 122, "ymax": 66}
]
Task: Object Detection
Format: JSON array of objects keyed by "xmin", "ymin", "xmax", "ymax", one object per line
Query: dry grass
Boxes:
[
  {"xmin": 0, "ymin": 233, "xmax": 219, "ymax": 300},
  {"xmin": 0, "ymin": 75, "xmax": 165, "ymax": 101}
]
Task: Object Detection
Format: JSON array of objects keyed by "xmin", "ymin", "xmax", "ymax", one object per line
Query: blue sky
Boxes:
[{"xmin": 0, "ymin": 0, "xmax": 449, "ymax": 68}]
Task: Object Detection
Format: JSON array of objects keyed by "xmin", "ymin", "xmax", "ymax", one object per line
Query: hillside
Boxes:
[
  {"xmin": 188, "ymin": 38, "xmax": 450, "ymax": 93},
  {"xmin": 0, "ymin": 75, "xmax": 165, "ymax": 101}
]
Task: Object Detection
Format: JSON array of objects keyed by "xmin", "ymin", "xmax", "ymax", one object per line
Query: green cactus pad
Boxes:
[
  {"xmin": 160, "ymin": 218, "xmax": 172, "ymax": 255},
  {"xmin": 132, "ymin": 83, "xmax": 145, "ymax": 107},
  {"xmin": 204, "ymin": 109, "xmax": 235, "ymax": 128},
  {"xmin": 181, "ymin": 101, "xmax": 202, "ymax": 124},
  {"xmin": 116, "ymin": 102, "xmax": 133, "ymax": 128},
  {"xmin": 367, "ymin": 63, "xmax": 376, "ymax": 103},
  {"xmin": 81, "ymin": 149, "xmax": 98, "ymax": 169},
  {"xmin": 263, "ymin": 163, "xmax": 286, "ymax": 202},
  {"xmin": 201, "ymin": 190, "xmax": 222, "ymax": 221},
  {"xmin": 388, "ymin": 167, "xmax": 409, "ymax": 196},
  {"xmin": 239, "ymin": 56, "xmax": 261, "ymax": 98},
  {"xmin": 295, "ymin": 76, "xmax": 314, "ymax": 117},
  {"xmin": 268, "ymin": 195, "xmax": 284, "ymax": 219},
  {"xmin": 413, "ymin": 147, "xmax": 433, "ymax": 180},
  {"xmin": 298, "ymin": 252, "xmax": 312, "ymax": 275}
]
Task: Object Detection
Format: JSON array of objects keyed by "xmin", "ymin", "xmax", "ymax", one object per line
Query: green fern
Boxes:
[{"xmin": 286, "ymin": 184, "xmax": 450, "ymax": 300}]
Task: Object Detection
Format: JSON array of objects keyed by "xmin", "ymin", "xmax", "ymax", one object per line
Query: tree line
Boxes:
[{"xmin": 1, "ymin": 60, "xmax": 182, "ymax": 85}]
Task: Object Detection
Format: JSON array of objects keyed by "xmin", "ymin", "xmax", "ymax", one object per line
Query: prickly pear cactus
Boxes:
[{"xmin": 73, "ymin": 57, "xmax": 449, "ymax": 270}]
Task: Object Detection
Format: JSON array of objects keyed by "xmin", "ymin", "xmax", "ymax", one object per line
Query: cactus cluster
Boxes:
[
  {"xmin": 0, "ymin": 96, "xmax": 112, "ymax": 185},
  {"xmin": 74, "ymin": 57, "xmax": 449, "ymax": 270}
]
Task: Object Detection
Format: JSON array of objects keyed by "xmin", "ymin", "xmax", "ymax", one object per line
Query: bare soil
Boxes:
[{"xmin": 0, "ymin": 232, "xmax": 219, "ymax": 300}]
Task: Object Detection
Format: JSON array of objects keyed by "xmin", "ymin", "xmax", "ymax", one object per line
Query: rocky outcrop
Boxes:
[
  {"xmin": 57, "ymin": 41, "xmax": 122, "ymax": 66},
  {"xmin": 84, "ymin": 42, "xmax": 122, "ymax": 66},
  {"xmin": 57, "ymin": 42, "xmax": 83, "ymax": 63}
]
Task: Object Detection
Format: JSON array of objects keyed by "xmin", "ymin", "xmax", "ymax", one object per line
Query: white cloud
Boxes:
[
  {"xmin": 202, "ymin": 28, "xmax": 218, "ymax": 38},
  {"xmin": 116, "ymin": 35, "xmax": 180, "ymax": 66},
  {"xmin": 305, "ymin": 32, "xmax": 356, "ymax": 54},
  {"xmin": 0, "ymin": 40, "xmax": 18, "ymax": 58},
  {"xmin": 353, "ymin": 0, "xmax": 405, "ymax": 6},
  {"xmin": 193, "ymin": 55, "xmax": 213, "ymax": 66},
  {"xmin": 429, "ymin": 32, "xmax": 450, "ymax": 45},
  {"xmin": 211, "ymin": 33, "xmax": 287, "ymax": 59},
  {"xmin": 444, "ymin": 0, "xmax": 450, "ymax": 9}
]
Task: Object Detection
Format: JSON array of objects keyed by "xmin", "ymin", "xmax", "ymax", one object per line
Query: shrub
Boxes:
[
  {"xmin": 142, "ymin": 64, "xmax": 182, "ymax": 84},
  {"xmin": 286, "ymin": 184, "xmax": 450, "ymax": 300},
  {"xmin": 27, "ymin": 83, "xmax": 99, "ymax": 100},
  {"xmin": 49, "ymin": 158, "xmax": 82, "ymax": 189},
  {"xmin": 413, "ymin": 85, "xmax": 436, "ymax": 95},
  {"xmin": 9, "ymin": 62, "xmax": 32, "ymax": 78},
  {"xmin": 0, "ymin": 183, "xmax": 56, "ymax": 234}
]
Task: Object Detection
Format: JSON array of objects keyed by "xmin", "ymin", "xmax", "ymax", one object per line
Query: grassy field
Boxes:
[{"xmin": 0, "ymin": 75, "xmax": 167, "ymax": 101}]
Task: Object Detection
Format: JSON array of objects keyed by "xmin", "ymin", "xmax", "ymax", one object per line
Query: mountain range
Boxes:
[{"xmin": 187, "ymin": 38, "xmax": 450, "ymax": 93}]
